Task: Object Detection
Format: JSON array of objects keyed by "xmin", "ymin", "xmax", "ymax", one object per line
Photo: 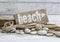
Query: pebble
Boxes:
[
  {"xmin": 31, "ymin": 28, "xmax": 35, "ymax": 31},
  {"xmin": 24, "ymin": 28, "xmax": 31, "ymax": 34},
  {"xmin": 30, "ymin": 31, "xmax": 37, "ymax": 35},
  {"xmin": 55, "ymin": 31, "xmax": 60, "ymax": 37},
  {"xmin": 37, "ymin": 30, "xmax": 47, "ymax": 36},
  {"xmin": 46, "ymin": 33, "xmax": 54, "ymax": 37},
  {"xmin": 19, "ymin": 30, "xmax": 24, "ymax": 35}
]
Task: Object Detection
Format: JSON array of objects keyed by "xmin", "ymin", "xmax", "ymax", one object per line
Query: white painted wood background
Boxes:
[
  {"xmin": 0, "ymin": 0, "xmax": 60, "ymax": 25},
  {"xmin": 0, "ymin": 0, "xmax": 60, "ymax": 14}
]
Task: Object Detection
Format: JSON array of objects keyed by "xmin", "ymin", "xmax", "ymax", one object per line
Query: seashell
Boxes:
[
  {"xmin": 35, "ymin": 24, "xmax": 42, "ymax": 30},
  {"xmin": 55, "ymin": 31, "xmax": 60, "ymax": 37},
  {"xmin": 2, "ymin": 22, "xmax": 16, "ymax": 33},
  {"xmin": 2, "ymin": 25, "xmax": 16, "ymax": 33},
  {"xmin": 30, "ymin": 31, "xmax": 37, "ymax": 35},
  {"xmin": 10, "ymin": 28, "xmax": 16, "ymax": 33},
  {"xmin": 42, "ymin": 27, "xmax": 49, "ymax": 31},
  {"xmin": 37, "ymin": 30, "xmax": 47, "ymax": 36},
  {"xmin": 24, "ymin": 28, "xmax": 31, "ymax": 34},
  {"xmin": 19, "ymin": 30, "xmax": 24, "ymax": 35}
]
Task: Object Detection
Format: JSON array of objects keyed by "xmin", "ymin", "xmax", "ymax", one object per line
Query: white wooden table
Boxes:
[{"xmin": 0, "ymin": 33, "xmax": 60, "ymax": 42}]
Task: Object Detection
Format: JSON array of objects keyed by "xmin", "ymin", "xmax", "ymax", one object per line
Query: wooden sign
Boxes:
[{"xmin": 14, "ymin": 9, "xmax": 48, "ymax": 24}]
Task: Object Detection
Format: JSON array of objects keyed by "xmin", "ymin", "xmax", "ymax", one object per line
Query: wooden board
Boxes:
[
  {"xmin": 0, "ymin": 16, "xmax": 14, "ymax": 28},
  {"xmin": 14, "ymin": 9, "xmax": 48, "ymax": 25}
]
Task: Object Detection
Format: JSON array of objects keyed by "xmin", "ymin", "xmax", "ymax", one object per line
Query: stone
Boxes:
[
  {"xmin": 46, "ymin": 33, "xmax": 54, "ymax": 37},
  {"xmin": 19, "ymin": 30, "xmax": 24, "ymax": 35},
  {"xmin": 24, "ymin": 28, "xmax": 31, "ymax": 34},
  {"xmin": 55, "ymin": 31, "xmax": 60, "ymax": 37},
  {"xmin": 30, "ymin": 31, "xmax": 37, "ymax": 35},
  {"xmin": 37, "ymin": 30, "xmax": 47, "ymax": 36},
  {"xmin": 31, "ymin": 28, "xmax": 35, "ymax": 31}
]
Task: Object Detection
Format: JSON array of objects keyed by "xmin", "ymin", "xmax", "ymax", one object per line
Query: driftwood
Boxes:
[
  {"xmin": 15, "ymin": 23, "xmax": 44, "ymax": 30},
  {"xmin": 53, "ymin": 27, "xmax": 60, "ymax": 31},
  {"xmin": 15, "ymin": 24, "xmax": 35, "ymax": 29},
  {"xmin": 25, "ymin": 23, "xmax": 37, "ymax": 26},
  {"xmin": 0, "ymin": 16, "xmax": 14, "ymax": 28},
  {"xmin": 43, "ymin": 24, "xmax": 60, "ymax": 31},
  {"xmin": 15, "ymin": 23, "xmax": 60, "ymax": 30},
  {"xmin": 15, "ymin": 23, "xmax": 36, "ymax": 28},
  {"xmin": 44, "ymin": 24, "xmax": 59, "ymax": 29}
]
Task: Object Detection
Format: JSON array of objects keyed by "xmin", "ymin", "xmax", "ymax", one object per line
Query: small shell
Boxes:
[
  {"xmin": 37, "ymin": 30, "xmax": 47, "ymax": 35},
  {"xmin": 24, "ymin": 28, "xmax": 31, "ymax": 34},
  {"xmin": 10, "ymin": 28, "xmax": 16, "ymax": 33},
  {"xmin": 42, "ymin": 27, "xmax": 49, "ymax": 31},
  {"xmin": 35, "ymin": 24, "xmax": 42, "ymax": 30},
  {"xmin": 2, "ymin": 25, "xmax": 16, "ymax": 33},
  {"xmin": 30, "ymin": 31, "xmax": 37, "ymax": 35}
]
